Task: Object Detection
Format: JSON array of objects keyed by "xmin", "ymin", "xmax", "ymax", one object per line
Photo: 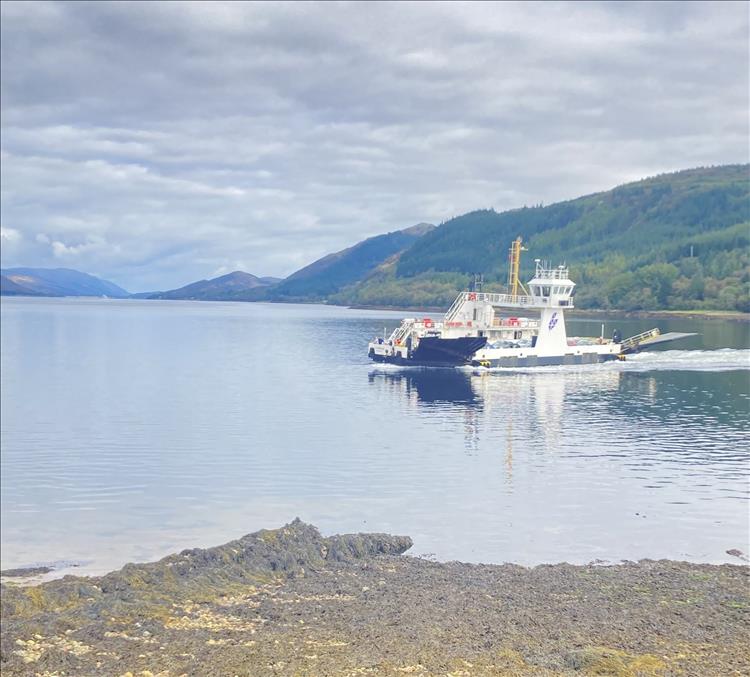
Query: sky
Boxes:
[{"xmin": 1, "ymin": 1, "xmax": 748, "ymax": 292}]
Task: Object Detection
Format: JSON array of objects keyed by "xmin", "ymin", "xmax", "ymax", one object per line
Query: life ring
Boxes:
[
  {"xmin": 468, "ymin": 292, "xmax": 477, "ymax": 301},
  {"xmin": 423, "ymin": 317, "xmax": 434, "ymax": 327}
]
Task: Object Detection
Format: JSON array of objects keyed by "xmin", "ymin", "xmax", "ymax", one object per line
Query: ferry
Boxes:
[{"xmin": 367, "ymin": 238, "xmax": 695, "ymax": 367}]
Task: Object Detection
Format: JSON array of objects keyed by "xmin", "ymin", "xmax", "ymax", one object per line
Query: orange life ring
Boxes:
[{"xmin": 468, "ymin": 292, "xmax": 477, "ymax": 301}]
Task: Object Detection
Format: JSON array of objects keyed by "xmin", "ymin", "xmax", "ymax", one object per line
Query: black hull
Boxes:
[{"xmin": 369, "ymin": 336, "xmax": 487, "ymax": 367}]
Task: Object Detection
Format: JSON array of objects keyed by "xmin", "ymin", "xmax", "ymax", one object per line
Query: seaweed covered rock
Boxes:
[
  {"xmin": 1, "ymin": 519, "xmax": 412, "ymax": 621},
  {"xmin": 2, "ymin": 522, "xmax": 747, "ymax": 677}
]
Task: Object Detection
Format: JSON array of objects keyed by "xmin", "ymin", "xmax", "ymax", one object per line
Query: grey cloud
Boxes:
[{"xmin": 1, "ymin": 0, "xmax": 747, "ymax": 291}]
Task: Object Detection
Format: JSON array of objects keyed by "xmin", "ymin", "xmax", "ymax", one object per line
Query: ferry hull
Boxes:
[
  {"xmin": 472, "ymin": 352, "xmax": 620, "ymax": 368},
  {"xmin": 369, "ymin": 336, "xmax": 487, "ymax": 367}
]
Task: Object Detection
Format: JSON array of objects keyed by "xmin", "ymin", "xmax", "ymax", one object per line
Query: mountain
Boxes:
[
  {"xmin": 335, "ymin": 165, "xmax": 749, "ymax": 312},
  {"xmin": 0, "ymin": 267, "xmax": 130, "ymax": 298},
  {"xmin": 141, "ymin": 271, "xmax": 279, "ymax": 301},
  {"xmin": 1, "ymin": 274, "xmax": 46, "ymax": 296},
  {"xmin": 266, "ymin": 223, "xmax": 435, "ymax": 301},
  {"xmin": 131, "ymin": 223, "xmax": 434, "ymax": 302}
]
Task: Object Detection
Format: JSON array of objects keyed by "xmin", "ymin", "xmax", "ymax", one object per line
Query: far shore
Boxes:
[
  {"xmin": 4, "ymin": 293, "xmax": 750, "ymax": 323},
  {"xmin": 348, "ymin": 302, "xmax": 750, "ymax": 322}
]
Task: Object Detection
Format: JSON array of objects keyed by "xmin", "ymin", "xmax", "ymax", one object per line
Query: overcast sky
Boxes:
[{"xmin": 1, "ymin": 1, "xmax": 748, "ymax": 291}]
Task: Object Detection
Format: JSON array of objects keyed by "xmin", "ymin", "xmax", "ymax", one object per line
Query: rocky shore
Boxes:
[{"xmin": 1, "ymin": 520, "xmax": 748, "ymax": 676}]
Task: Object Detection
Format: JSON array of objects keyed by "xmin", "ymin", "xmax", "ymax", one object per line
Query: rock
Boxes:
[
  {"xmin": 726, "ymin": 549, "xmax": 748, "ymax": 561},
  {"xmin": 0, "ymin": 566, "xmax": 53, "ymax": 578}
]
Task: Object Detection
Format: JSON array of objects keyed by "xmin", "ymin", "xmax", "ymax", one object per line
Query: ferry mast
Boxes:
[{"xmin": 507, "ymin": 237, "xmax": 528, "ymax": 301}]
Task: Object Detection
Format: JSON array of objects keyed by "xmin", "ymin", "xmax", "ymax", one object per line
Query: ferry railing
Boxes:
[
  {"xmin": 389, "ymin": 319, "xmax": 420, "ymax": 345},
  {"xmin": 445, "ymin": 291, "xmax": 537, "ymax": 317},
  {"xmin": 477, "ymin": 292, "xmax": 536, "ymax": 305},
  {"xmin": 620, "ymin": 328, "xmax": 660, "ymax": 351},
  {"xmin": 532, "ymin": 267, "xmax": 570, "ymax": 281},
  {"xmin": 443, "ymin": 294, "xmax": 466, "ymax": 322},
  {"xmin": 445, "ymin": 289, "xmax": 574, "ymax": 323}
]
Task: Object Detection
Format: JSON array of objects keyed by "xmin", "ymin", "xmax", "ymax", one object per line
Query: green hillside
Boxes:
[
  {"xmin": 266, "ymin": 223, "xmax": 434, "ymax": 301},
  {"xmin": 335, "ymin": 165, "xmax": 749, "ymax": 311}
]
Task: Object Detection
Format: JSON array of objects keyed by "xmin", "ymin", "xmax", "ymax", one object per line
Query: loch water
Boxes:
[{"xmin": 1, "ymin": 297, "xmax": 749, "ymax": 578}]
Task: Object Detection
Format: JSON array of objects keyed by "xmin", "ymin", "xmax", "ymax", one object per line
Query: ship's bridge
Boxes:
[{"xmin": 527, "ymin": 260, "xmax": 575, "ymax": 308}]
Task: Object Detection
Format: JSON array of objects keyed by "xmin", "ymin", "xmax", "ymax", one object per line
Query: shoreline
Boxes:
[
  {"xmin": 566, "ymin": 307, "xmax": 750, "ymax": 322},
  {"xmin": 4, "ymin": 294, "xmax": 749, "ymax": 322},
  {"xmin": 2, "ymin": 520, "xmax": 748, "ymax": 676},
  {"xmin": 348, "ymin": 303, "xmax": 750, "ymax": 322}
]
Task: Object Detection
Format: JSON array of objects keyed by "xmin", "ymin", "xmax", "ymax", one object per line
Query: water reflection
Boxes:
[
  {"xmin": 368, "ymin": 368, "xmax": 626, "ymax": 456},
  {"xmin": 368, "ymin": 365, "xmax": 748, "ymax": 484},
  {"xmin": 368, "ymin": 369, "xmax": 483, "ymax": 452},
  {"xmin": 623, "ymin": 373, "xmax": 659, "ymax": 402},
  {"xmin": 368, "ymin": 368, "xmax": 481, "ymax": 407},
  {"xmin": 370, "ymin": 366, "xmax": 748, "ymax": 433},
  {"xmin": 367, "ymin": 362, "xmax": 748, "ymax": 564}
]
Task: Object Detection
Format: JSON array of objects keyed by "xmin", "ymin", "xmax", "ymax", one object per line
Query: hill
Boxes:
[
  {"xmin": 335, "ymin": 165, "xmax": 749, "ymax": 312},
  {"xmin": 129, "ymin": 223, "xmax": 434, "ymax": 302},
  {"xmin": 0, "ymin": 268, "xmax": 130, "ymax": 298},
  {"xmin": 1, "ymin": 274, "xmax": 47, "ymax": 296},
  {"xmin": 141, "ymin": 271, "xmax": 279, "ymax": 301},
  {"xmin": 265, "ymin": 223, "xmax": 435, "ymax": 301}
]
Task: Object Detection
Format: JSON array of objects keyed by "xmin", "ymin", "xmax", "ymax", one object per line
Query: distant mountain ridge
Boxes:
[
  {"xmin": 1, "ymin": 267, "xmax": 129, "ymax": 298},
  {"xmin": 141, "ymin": 271, "xmax": 280, "ymax": 300},
  {"xmin": 132, "ymin": 222, "xmax": 436, "ymax": 302},
  {"xmin": 3, "ymin": 165, "xmax": 747, "ymax": 311}
]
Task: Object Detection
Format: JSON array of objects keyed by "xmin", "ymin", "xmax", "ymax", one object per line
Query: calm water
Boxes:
[{"xmin": 1, "ymin": 297, "xmax": 749, "ymax": 578}]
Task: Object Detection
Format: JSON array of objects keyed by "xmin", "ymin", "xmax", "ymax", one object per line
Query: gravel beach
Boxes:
[{"xmin": 1, "ymin": 520, "xmax": 748, "ymax": 676}]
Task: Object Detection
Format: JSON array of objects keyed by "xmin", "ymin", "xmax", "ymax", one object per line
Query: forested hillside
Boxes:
[
  {"xmin": 266, "ymin": 223, "xmax": 434, "ymax": 301},
  {"xmin": 335, "ymin": 165, "xmax": 749, "ymax": 311}
]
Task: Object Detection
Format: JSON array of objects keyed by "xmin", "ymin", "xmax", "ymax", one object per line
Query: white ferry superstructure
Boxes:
[{"xmin": 367, "ymin": 238, "xmax": 695, "ymax": 368}]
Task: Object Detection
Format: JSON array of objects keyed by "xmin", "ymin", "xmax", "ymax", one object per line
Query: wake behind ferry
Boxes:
[{"xmin": 367, "ymin": 238, "xmax": 695, "ymax": 368}]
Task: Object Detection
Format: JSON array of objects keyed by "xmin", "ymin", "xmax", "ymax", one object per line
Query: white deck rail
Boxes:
[
  {"xmin": 620, "ymin": 328, "xmax": 661, "ymax": 351},
  {"xmin": 444, "ymin": 291, "xmax": 555, "ymax": 321}
]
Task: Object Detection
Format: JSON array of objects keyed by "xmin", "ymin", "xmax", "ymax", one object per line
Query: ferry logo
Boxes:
[{"xmin": 548, "ymin": 312, "xmax": 558, "ymax": 331}]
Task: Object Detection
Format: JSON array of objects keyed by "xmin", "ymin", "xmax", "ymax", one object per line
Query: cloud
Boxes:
[
  {"xmin": 1, "ymin": 0, "xmax": 747, "ymax": 291},
  {"xmin": 1, "ymin": 227, "xmax": 22, "ymax": 243}
]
